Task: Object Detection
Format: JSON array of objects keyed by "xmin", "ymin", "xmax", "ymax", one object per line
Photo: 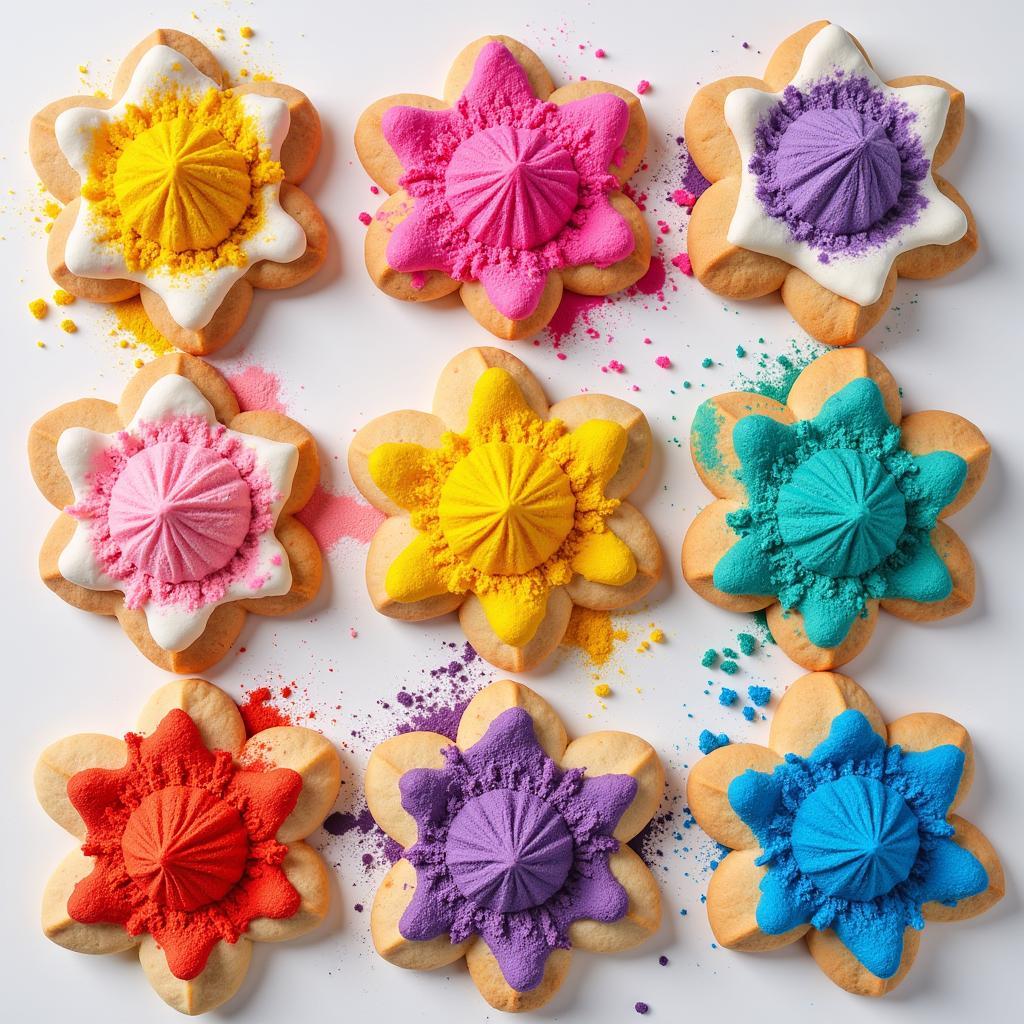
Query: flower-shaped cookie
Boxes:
[
  {"xmin": 349, "ymin": 347, "xmax": 662, "ymax": 671},
  {"xmin": 355, "ymin": 35, "xmax": 650, "ymax": 340},
  {"xmin": 682, "ymin": 348, "xmax": 989, "ymax": 670},
  {"xmin": 687, "ymin": 671, "xmax": 1003, "ymax": 996},
  {"xmin": 35, "ymin": 677, "xmax": 341, "ymax": 1014},
  {"xmin": 685, "ymin": 21, "xmax": 977, "ymax": 346},
  {"xmin": 367, "ymin": 680, "xmax": 664, "ymax": 1011},
  {"xmin": 29, "ymin": 353, "xmax": 322, "ymax": 672},
  {"xmin": 31, "ymin": 29, "xmax": 327, "ymax": 355}
]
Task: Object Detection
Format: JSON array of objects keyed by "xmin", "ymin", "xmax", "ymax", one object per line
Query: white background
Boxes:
[{"xmin": 0, "ymin": 0, "xmax": 1019, "ymax": 1021}]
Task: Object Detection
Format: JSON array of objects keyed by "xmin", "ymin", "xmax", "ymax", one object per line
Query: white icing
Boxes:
[
  {"xmin": 724, "ymin": 24, "xmax": 967, "ymax": 306},
  {"xmin": 55, "ymin": 45, "xmax": 307, "ymax": 331},
  {"xmin": 56, "ymin": 374, "xmax": 299, "ymax": 653}
]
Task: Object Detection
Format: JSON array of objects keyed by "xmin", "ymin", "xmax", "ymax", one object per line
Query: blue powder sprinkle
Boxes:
[
  {"xmin": 742, "ymin": 706, "xmax": 756, "ymax": 722},
  {"xmin": 719, "ymin": 687, "xmax": 738, "ymax": 706},
  {"xmin": 721, "ymin": 660, "xmax": 739, "ymax": 675},
  {"xmin": 698, "ymin": 729, "xmax": 730, "ymax": 754},
  {"xmin": 748, "ymin": 685, "xmax": 771, "ymax": 707},
  {"xmin": 700, "ymin": 648, "xmax": 717, "ymax": 668},
  {"xmin": 736, "ymin": 345, "xmax": 746, "ymax": 357},
  {"xmin": 737, "ymin": 632, "xmax": 757, "ymax": 655},
  {"xmin": 701, "ymin": 357, "xmax": 713, "ymax": 368}
]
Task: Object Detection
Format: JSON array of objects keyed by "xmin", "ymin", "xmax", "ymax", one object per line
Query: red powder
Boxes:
[
  {"xmin": 226, "ymin": 365, "xmax": 286, "ymax": 414},
  {"xmin": 546, "ymin": 292, "xmax": 606, "ymax": 341},
  {"xmin": 671, "ymin": 252, "xmax": 693, "ymax": 276},
  {"xmin": 240, "ymin": 687, "xmax": 292, "ymax": 735},
  {"xmin": 296, "ymin": 483, "xmax": 385, "ymax": 551},
  {"xmin": 635, "ymin": 255, "xmax": 666, "ymax": 295}
]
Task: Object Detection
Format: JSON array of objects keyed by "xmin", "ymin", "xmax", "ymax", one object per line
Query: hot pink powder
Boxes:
[
  {"xmin": 655, "ymin": 355, "xmax": 672, "ymax": 369},
  {"xmin": 67, "ymin": 416, "xmax": 277, "ymax": 612},
  {"xmin": 296, "ymin": 484, "xmax": 386, "ymax": 552},
  {"xmin": 671, "ymin": 252, "xmax": 693, "ymax": 276},
  {"xmin": 546, "ymin": 292, "xmax": 607, "ymax": 341},
  {"xmin": 634, "ymin": 254, "xmax": 667, "ymax": 295},
  {"xmin": 226, "ymin": 366, "xmax": 286, "ymax": 414}
]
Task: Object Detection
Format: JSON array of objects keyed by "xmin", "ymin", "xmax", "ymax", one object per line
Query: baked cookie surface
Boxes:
[
  {"xmin": 685, "ymin": 21, "xmax": 976, "ymax": 345},
  {"xmin": 682, "ymin": 348, "xmax": 989, "ymax": 670},
  {"xmin": 687, "ymin": 671, "xmax": 1003, "ymax": 995},
  {"xmin": 35, "ymin": 677, "xmax": 341, "ymax": 1015},
  {"xmin": 31, "ymin": 29, "xmax": 327, "ymax": 355},
  {"xmin": 29, "ymin": 353, "xmax": 323, "ymax": 671},
  {"xmin": 349, "ymin": 346, "xmax": 663, "ymax": 671},
  {"xmin": 366, "ymin": 679, "xmax": 664, "ymax": 1011},
  {"xmin": 355, "ymin": 35, "xmax": 650, "ymax": 339}
]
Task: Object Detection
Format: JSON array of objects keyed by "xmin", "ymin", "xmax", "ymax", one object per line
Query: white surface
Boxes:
[{"xmin": 0, "ymin": 1, "xmax": 1019, "ymax": 1021}]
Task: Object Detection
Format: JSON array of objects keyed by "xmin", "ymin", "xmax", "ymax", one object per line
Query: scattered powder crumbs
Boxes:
[
  {"xmin": 53, "ymin": 288, "xmax": 75, "ymax": 306},
  {"xmin": 59, "ymin": 319, "xmax": 77, "ymax": 333},
  {"xmin": 720, "ymin": 659, "xmax": 738, "ymax": 675},
  {"xmin": 670, "ymin": 251, "xmax": 693, "ymax": 275},
  {"xmin": 358, "ymin": 211, "xmax": 372, "ymax": 225},
  {"xmin": 737, "ymin": 632, "xmax": 757, "ymax": 655},
  {"xmin": 721, "ymin": 647, "xmax": 739, "ymax": 659},
  {"xmin": 658, "ymin": 955, "xmax": 669, "ymax": 966},
  {"xmin": 594, "ymin": 683, "xmax": 611, "ymax": 698},
  {"xmin": 699, "ymin": 730, "xmax": 730, "ymax": 754},
  {"xmin": 655, "ymin": 355, "xmax": 672, "ymax": 369},
  {"xmin": 742, "ymin": 706, "xmax": 756, "ymax": 722},
  {"xmin": 701, "ymin": 356, "xmax": 713, "ymax": 368},
  {"xmin": 635, "ymin": 1003, "xmax": 650, "ymax": 1015},
  {"xmin": 735, "ymin": 344, "xmax": 746, "ymax": 358},
  {"xmin": 700, "ymin": 649, "xmax": 717, "ymax": 668},
  {"xmin": 718, "ymin": 687, "xmax": 738, "ymax": 706},
  {"xmin": 240, "ymin": 26, "xmax": 254, "ymax": 38},
  {"xmin": 239, "ymin": 686, "xmax": 293, "ymax": 735},
  {"xmin": 649, "ymin": 628, "xmax": 665, "ymax": 644},
  {"xmin": 748, "ymin": 685, "xmax": 771, "ymax": 707},
  {"xmin": 109, "ymin": 297, "xmax": 174, "ymax": 357},
  {"xmin": 563, "ymin": 606, "xmax": 628, "ymax": 667},
  {"xmin": 28, "ymin": 298, "xmax": 47, "ymax": 319},
  {"xmin": 636, "ymin": 80, "xmax": 651, "ymax": 94},
  {"xmin": 595, "ymin": 48, "xmax": 606, "ymax": 58}
]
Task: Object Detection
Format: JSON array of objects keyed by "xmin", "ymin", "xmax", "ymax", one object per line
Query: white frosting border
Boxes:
[
  {"xmin": 55, "ymin": 45, "xmax": 307, "ymax": 331},
  {"xmin": 724, "ymin": 24, "xmax": 967, "ymax": 306},
  {"xmin": 56, "ymin": 374, "xmax": 299, "ymax": 652}
]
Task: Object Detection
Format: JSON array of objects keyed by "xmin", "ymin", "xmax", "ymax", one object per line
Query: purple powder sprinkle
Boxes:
[
  {"xmin": 635, "ymin": 1003, "xmax": 650, "ymax": 1015},
  {"xmin": 658, "ymin": 955, "xmax": 669, "ymax": 966}
]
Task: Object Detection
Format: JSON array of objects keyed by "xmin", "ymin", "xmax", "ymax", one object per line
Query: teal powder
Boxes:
[
  {"xmin": 721, "ymin": 660, "xmax": 739, "ymax": 675},
  {"xmin": 710, "ymin": 378, "xmax": 968, "ymax": 649},
  {"xmin": 737, "ymin": 633, "xmax": 757, "ymax": 655},
  {"xmin": 700, "ymin": 649, "xmax": 717, "ymax": 668},
  {"xmin": 702, "ymin": 357, "xmax": 714, "ymax": 368},
  {"xmin": 722, "ymin": 647, "xmax": 739, "ymax": 659},
  {"xmin": 726, "ymin": 710, "xmax": 988, "ymax": 980},
  {"xmin": 691, "ymin": 402, "xmax": 726, "ymax": 477}
]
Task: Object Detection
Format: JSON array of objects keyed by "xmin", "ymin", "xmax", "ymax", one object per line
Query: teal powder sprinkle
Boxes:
[
  {"xmin": 737, "ymin": 632, "xmax": 757, "ymax": 655},
  {"xmin": 721, "ymin": 660, "xmax": 739, "ymax": 675},
  {"xmin": 747, "ymin": 685, "xmax": 771, "ymax": 707},
  {"xmin": 742, "ymin": 706, "xmax": 756, "ymax": 722},
  {"xmin": 698, "ymin": 730, "xmax": 730, "ymax": 754},
  {"xmin": 701, "ymin": 649, "xmax": 717, "ymax": 668},
  {"xmin": 726, "ymin": 710, "xmax": 988, "ymax": 979},
  {"xmin": 691, "ymin": 401, "xmax": 726, "ymax": 477},
  {"xmin": 736, "ymin": 345, "xmax": 746, "ymax": 358},
  {"xmin": 702, "ymin": 357, "xmax": 714, "ymax": 368},
  {"xmin": 683, "ymin": 380, "xmax": 692, "ymax": 389},
  {"xmin": 722, "ymin": 647, "xmax": 739, "ymax": 659},
  {"xmin": 719, "ymin": 687, "xmax": 738, "ymax": 706},
  {"xmin": 710, "ymin": 378, "xmax": 968, "ymax": 649},
  {"xmin": 734, "ymin": 341, "xmax": 820, "ymax": 404}
]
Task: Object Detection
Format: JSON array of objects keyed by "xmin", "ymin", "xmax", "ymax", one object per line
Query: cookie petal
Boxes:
[
  {"xmin": 240, "ymin": 727, "xmax": 341, "ymax": 842},
  {"xmin": 559, "ymin": 192, "xmax": 651, "ymax": 295},
  {"xmin": 886, "ymin": 712, "xmax": 973, "ymax": 809},
  {"xmin": 139, "ymin": 934, "xmax": 252, "ymax": 1015},
  {"xmin": 684, "ymin": 78, "xmax": 767, "ymax": 182},
  {"xmin": 706, "ymin": 849, "xmax": 809, "ymax": 951},
  {"xmin": 450, "ymin": 37, "xmax": 546, "ymax": 109},
  {"xmin": 922, "ymin": 816, "xmax": 1004, "ymax": 922},
  {"xmin": 781, "ymin": 266, "xmax": 897, "ymax": 348},
  {"xmin": 806, "ymin": 925, "xmax": 920, "ymax": 997},
  {"xmin": 785, "ymin": 348, "xmax": 901, "ymax": 424},
  {"xmin": 35, "ymin": 734, "xmax": 127, "ymax": 839},
  {"xmin": 456, "ymin": 679, "xmax": 567, "ymax": 761},
  {"xmin": 881, "ymin": 522, "xmax": 974, "ymax": 621},
  {"xmin": 713, "ymin": 533, "xmax": 776, "ymax": 602},
  {"xmin": 246, "ymin": 841, "xmax": 330, "ymax": 941},
  {"xmin": 568, "ymin": 846, "xmax": 661, "ymax": 952},
  {"xmin": 686, "ymin": 743, "xmax": 782, "ymax": 849},
  {"xmin": 560, "ymin": 732, "xmax": 664, "ymax": 842},
  {"xmin": 366, "ymin": 732, "xmax": 451, "ymax": 847},
  {"xmin": 460, "ymin": 272, "xmax": 564, "ymax": 341},
  {"xmin": 899, "ymin": 411, "xmax": 990, "ymax": 517},
  {"xmin": 136, "ymin": 677, "xmax": 246, "ymax": 757},
  {"xmin": 355, "ymin": 95, "xmax": 450, "ymax": 193},
  {"xmin": 571, "ymin": 529, "xmax": 636, "ymax": 587},
  {"xmin": 766, "ymin": 600, "xmax": 879, "ymax": 673},
  {"xmin": 465, "ymin": 938, "xmax": 571, "ymax": 1012},
  {"xmin": 384, "ymin": 534, "xmax": 451, "ymax": 604}
]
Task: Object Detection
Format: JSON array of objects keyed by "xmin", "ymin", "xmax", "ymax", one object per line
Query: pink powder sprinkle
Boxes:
[
  {"xmin": 671, "ymin": 252, "xmax": 694, "ymax": 276},
  {"xmin": 370, "ymin": 185, "xmax": 380, "ymax": 194},
  {"xmin": 227, "ymin": 365, "xmax": 286, "ymax": 414},
  {"xmin": 296, "ymin": 484, "xmax": 385, "ymax": 551},
  {"xmin": 546, "ymin": 292, "xmax": 606, "ymax": 341},
  {"xmin": 604, "ymin": 359, "xmax": 625, "ymax": 373},
  {"xmin": 247, "ymin": 573, "xmax": 269, "ymax": 590},
  {"xmin": 635, "ymin": 254, "xmax": 666, "ymax": 296},
  {"xmin": 643, "ymin": 337, "xmax": 652, "ymax": 345},
  {"xmin": 595, "ymin": 48, "xmax": 606, "ymax": 58},
  {"xmin": 410, "ymin": 271, "xmax": 427, "ymax": 291},
  {"xmin": 271, "ymin": 553, "xmax": 282, "ymax": 566},
  {"xmin": 557, "ymin": 352, "xmax": 567, "ymax": 360},
  {"xmin": 349, "ymin": 627, "xmax": 358, "ymax": 638},
  {"xmin": 655, "ymin": 355, "xmax": 672, "ymax": 369},
  {"xmin": 358, "ymin": 212, "xmax": 372, "ymax": 226},
  {"xmin": 637, "ymin": 80, "xmax": 651, "ymax": 95},
  {"xmin": 673, "ymin": 188, "xmax": 697, "ymax": 209}
]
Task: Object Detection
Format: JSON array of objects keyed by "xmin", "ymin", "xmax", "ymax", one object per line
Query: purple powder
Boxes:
[
  {"xmin": 635, "ymin": 1002, "xmax": 650, "ymax": 1015},
  {"xmin": 658, "ymin": 954, "xmax": 669, "ymax": 966},
  {"xmin": 682, "ymin": 152, "xmax": 711, "ymax": 199},
  {"xmin": 322, "ymin": 807, "xmax": 377, "ymax": 837},
  {"xmin": 751, "ymin": 74, "xmax": 929, "ymax": 256}
]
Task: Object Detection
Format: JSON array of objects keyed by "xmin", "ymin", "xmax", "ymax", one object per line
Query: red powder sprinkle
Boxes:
[
  {"xmin": 655, "ymin": 355, "xmax": 672, "ymax": 369},
  {"xmin": 637, "ymin": 80, "xmax": 651, "ymax": 94},
  {"xmin": 671, "ymin": 252, "xmax": 694, "ymax": 276},
  {"xmin": 239, "ymin": 687, "xmax": 292, "ymax": 735},
  {"xmin": 595, "ymin": 48, "xmax": 606, "ymax": 58},
  {"xmin": 358, "ymin": 212, "xmax": 372, "ymax": 225}
]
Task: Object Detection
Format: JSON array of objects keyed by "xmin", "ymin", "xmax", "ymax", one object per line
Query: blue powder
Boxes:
[
  {"xmin": 726, "ymin": 710, "xmax": 988, "ymax": 979},
  {"xmin": 747, "ymin": 685, "xmax": 771, "ymax": 707},
  {"xmin": 737, "ymin": 632, "xmax": 757, "ymax": 655},
  {"xmin": 700, "ymin": 649, "xmax": 717, "ymax": 668},
  {"xmin": 719, "ymin": 688, "xmax": 738, "ymax": 706},
  {"xmin": 721, "ymin": 660, "xmax": 739, "ymax": 675},
  {"xmin": 711, "ymin": 378, "xmax": 968, "ymax": 649},
  {"xmin": 698, "ymin": 729, "xmax": 730, "ymax": 754},
  {"xmin": 742, "ymin": 706, "xmax": 756, "ymax": 722}
]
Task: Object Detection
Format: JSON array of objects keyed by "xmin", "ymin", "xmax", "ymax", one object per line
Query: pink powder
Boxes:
[
  {"xmin": 595, "ymin": 48, "xmax": 606, "ymax": 58},
  {"xmin": 296, "ymin": 484, "xmax": 385, "ymax": 551},
  {"xmin": 634, "ymin": 254, "xmax": 666, "ymax": 295},
  {"xmin": 358, "ymin": 212, "xmax": 372, "ymax": 226},
  {"xmin": 672, "ymin": 188, "xmax": 697, "ymax": 209},
  {"xmin": 410, "ymin": 271, "xmax": 427, "ymax": 291},
  {"xmin": 671, "ymin": 252, "xmax": 693, "ymax": 276},
  {"xmin": 546, "ymin": 292, "xmax": 607, "ymax": 342},
  {"xmin": 655, "ymin": 355, "xmax": 672, "ymax": 369},
  {"xmin": 227, "ymin": 365, "xmax": 286, "ymax": 414},
  {"xmin": 637, "ymin": 80, "xmax": 651, "ymax": 95}
]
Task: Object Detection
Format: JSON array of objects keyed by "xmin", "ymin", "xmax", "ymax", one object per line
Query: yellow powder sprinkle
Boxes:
[
  {"xmin": 240, "ymin": 26, "xmax": 254, "ymax": 39},
  {"xmin": 28, "ymin": 298, "xmax": 48, "ymax": 319},
  {"xmin": 111, "ymin": 297, "xmax": 174, "ymax": 357},
  {"xmin": 60, "ymin": 319, "xmax": 77, "ymax": 333},
  {"xmin": 81, "ymin": 86, "xmax": 283, "ymax": 275},
  {"xmin": 649, "ymin": 628, "xmax": 666, "ymax": 644},
  {"xmin": 239, "ymin": 69, "xmax": 250, "ymax": 78},
  {"xmin": 93, "ymin": 89, "xmax": 108, "ymax": 99},
  {"xmin": 78, "ymin": 65, "xmax": 88, "ymax": 74},
  {"xmin": 252, "ymin": 72, "xmax": 274, "ymax": 82},
  {"xmin": 44, "ymin": 200, "xmax": 61, "ymax": 219},
  {"xmin": 636, "ymin": 640, "xmax": 650, "ymax": 653},
  {"xmin": 215, "ymin": 27, "xmax": 226, "ymax": 40},
  {"xmin": 593, "ymin": 683, "xmax": 611, "ymax": 698},
  {"xmin": 53, "ymin": 289, "xmax": 75, "ymax": 306},
  {"xmin": 134, "ymin": 358, "xmax": 144, "ymax": 368},
  {"xmin": 36, "ymin": 340, "xmax": 45, "ymax": 349},
  {"xmin": 563, "ymin": 607, "xmax": 628, "ymax": 667}
]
